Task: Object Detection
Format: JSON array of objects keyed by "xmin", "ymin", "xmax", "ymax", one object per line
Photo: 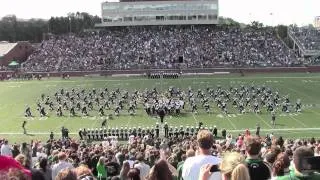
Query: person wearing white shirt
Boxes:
[
  {"xmin": 51, "ymin": 152, "xmax": 74, "ymax": 180},
  {"xmin": 1, "ymin": 140, "xmax": 12, "ymax": 157},
  {"xmin": 182, "ymin": 130, "xmax": 221, "ymax": 180},
  {"xmin": 134, "ymin": 153, "xmax": 150, "ymax": 180}
]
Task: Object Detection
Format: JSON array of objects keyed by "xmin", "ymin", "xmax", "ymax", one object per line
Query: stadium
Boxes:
[{"xmin": 0, "ymin": 0, "xmax": 320, "ymax": 179}]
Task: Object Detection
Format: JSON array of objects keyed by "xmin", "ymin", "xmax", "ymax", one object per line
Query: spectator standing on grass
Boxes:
[
  {"xmin": 182, "ymin": 130, "xmax": 221, "ymax": 180},
  {"xmin": 51, "ymin": 152, "xmax": 74, "ymax": 180},
  {"xmin": 245, "ymin": 137, "xmax": 271, "ymax": 180},
  {"xmin": 1, "ymin": 140, "xmax": 12, "ymax": 157}
]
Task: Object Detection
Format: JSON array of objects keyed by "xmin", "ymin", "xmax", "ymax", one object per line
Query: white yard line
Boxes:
[
  {"xmin": 285, "ymin": 87, "xmax": 320, "ymax": 116},
  {"xmin": 225, "ymin": 116, "xmax": 237, "ymax": 130},
  {"xmin": 286, "ymin": 87, "xmax": 314, "ymax": 102},
  {"xmin": 288, "ymin": 115, "xmax": 308, "ymax": 128},
  {"xmin": 191, "ymin": 113, "xmax": 199, "ymax": 125},
  {"xmin": 255, "ymin": 114, "xmax": 273, "ymax": 128}
]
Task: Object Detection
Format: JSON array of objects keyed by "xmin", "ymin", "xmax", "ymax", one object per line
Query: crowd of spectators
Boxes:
[
  {"xmin": 0, "ymin": 129, "xmax": 319, "ymax": 180},
  {"xmin": 290, "ymin": 26, "xmax": 320, "ymax": 51},
  {"xmin": 22, "ymin": 25, "xmax": 298, "ymax": 72}
]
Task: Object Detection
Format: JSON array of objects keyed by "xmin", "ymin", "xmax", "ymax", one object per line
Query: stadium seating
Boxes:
[
  {"xmin": 22, "ymin": 26, "xmax": 299, "ymax": 72},
  {"xmin": 290, "ymin": 26, "xmax": 320, "ymax": 51}
]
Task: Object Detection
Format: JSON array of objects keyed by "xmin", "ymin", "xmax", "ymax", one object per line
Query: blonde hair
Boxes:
[
  {"xmin": 74, "ymin": 165, "xmax": 92, "ymax": 178},
  {"xmin": 15, "ymin": 154, "xmax": 26, "ymax": 166},
  {"xmin": 220, "ymin": 152, "xmax": 250, "ymax": 180}
]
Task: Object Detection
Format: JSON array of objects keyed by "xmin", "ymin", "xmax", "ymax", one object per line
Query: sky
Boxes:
[{"xmin": 0, "ymin": 0, "xmax": 319, "ymax": 26}]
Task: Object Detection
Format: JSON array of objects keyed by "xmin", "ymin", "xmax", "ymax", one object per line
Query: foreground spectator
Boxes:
[
  {"xmin": 38, "ymin": 157, "xmax": 52, "ymax": 180},
  {"xmin": 182, "ymin": 130, "xmax": 221, "ymax": 180},
  {"xmin": 55, "ymin": 168, "xmax": 77, "ymax": 180},
  {"xmin": 52, "ymin": 152, "xmax": 74, "ymax": 180},
  {"xmin": 271, "ymin": 153, "xmax": 290, "ymax": 179},
  {"xmin": 15, "ymin": 154, "xmax": 26, "ymax": 167},
  {"xmin": 134, "ymin": 153, "xmax": 150, "ymax": 180},
  {"xmin": 245, "ymin": 137, "xmax": 271, "ymax": 180},
  {"xmin": 177, "ymin": 149, "xmax": 195, "ymax": 180},
  {"xmin": 277, "ymin": 146, "xmax": 320, "ymax": 180},
  {"xmin": 147, "ymin": 159, "xmax": 173, "ymax": 180},
  {"xmin": 119, "ymin": 161, "xmax": 130, "ymax": 180},
  {"xmin": 127, "ymin": 168, "xmax": 141, "ymax": 180},
  {"xmin": 97, "ymin": 156, "xmax": 107, "ymax": 180},
  {"xmin": 219, "ymin": 152, "xmax": 250, "ymax": 180},
  {"xmin": 0, "ymin": 155, "xmax": 31, "ymax": 177},
  {"xmin": 74, "ymin": 164, "xmax": 95, "ymax": 180},
  {"xmin": 1, "ymin": 140, "xmax": 12, "ymax": 157},
  {"xmin": 6, "ymin": 168, "xmax": 31, "ymax": 180}
]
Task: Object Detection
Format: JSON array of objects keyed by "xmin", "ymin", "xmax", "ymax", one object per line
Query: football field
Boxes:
[{"xmin": 1, "ymin": 72, "xmax": 320, "ymax": 143}]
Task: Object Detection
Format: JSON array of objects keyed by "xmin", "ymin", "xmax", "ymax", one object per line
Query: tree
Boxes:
[
  {"xmin": 250, "ymin": 21, "xmax": 264, "ymax": 29},
  {"xmin": 219, "ymin": 16, "xmax": 240, "ymax": 27},
  {"xmin": 0, "ymin": 12, "xmax": 101, "ymax": 42}
]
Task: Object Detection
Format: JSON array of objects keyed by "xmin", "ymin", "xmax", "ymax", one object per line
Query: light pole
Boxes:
[{"xmin": 69, "ymin": 16, "xmax": 72, "ymax": 33}]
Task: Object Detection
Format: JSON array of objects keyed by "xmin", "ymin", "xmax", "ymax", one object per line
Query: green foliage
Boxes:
[
  {"xmin": 0, "ymin": 12, "xmax": 101, "ymax": 42},
  {"xmin": 250, "ymin": 21, "xmax": 264, "ymax": 29},
  {"xmin": 48, "ymin": 12, "xmax": 101, "ymax": 35},
  {"xmin": 219, "ymin": 16, "xmax": 241, "ymax": 27}
]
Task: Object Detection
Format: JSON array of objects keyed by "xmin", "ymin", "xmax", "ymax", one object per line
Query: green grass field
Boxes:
[{"xmin": 1, "ymin": 72, "xmax": 320, "ymax": 143}]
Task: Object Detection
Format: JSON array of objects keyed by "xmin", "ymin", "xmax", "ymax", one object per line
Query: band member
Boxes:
[
  {"xmin": 22, "ymin": 121, "xmax": 27, "ymax": 134},
  {"xmin": 57, "ymin": 105, "xmax": 63, "ymax": 116},
  {"xmin": 79, "ymin": 129, "xmax": 83, "ymax": 140},
  {"xmin": 164, "ymin": 122, "xmax": 169, "ymax": 138},
  {"xmin": 256, "ymin": 123, "xmax": 260, "ymax": 136},
  {"xmin": 101, "ymin": 119, "xmax": 107, "ymax": 127},
  {"xmin": 50, "ymin": 132, "xmax": 54, "ymax": 140},
  {"xmin": 82, "ymin": 106, "xmax": 88, "ymax": 116},
  {"xmin": 155, "ymin": 123, "xmax": 160, "ymax": 138},
  {"xmin": 128, "ymin": 104, "xmax": 135, "ymax": 116},
  {"xmin": 296, "ymin": 99, "xmax": 302, "ymax": 112},
  {"xmin": 70, "ymin": 106, "xmax": 75, "ymax": 116},
  {"xmin": 40, "ymin": 106, "xmax": 46, "ymax": 117},
  {"xmin": 114, "ymin": 106, "xmax": 120, "ymax": 116},
  {"xmin": 271, "ymin": 111, "xmax": 276, "ymax": 127},
  {"xmin": 98, "ymin": 106, "xmax": 105, "ymax": 116},
  {"xmin": 213, "ymin": 125, "xmax": 218, "ymax": 137},
  {"xmin": 158, "ymin": 108, "xmax": 166, "ymax": 123},
  {"xmin": 25, "ymin": 106, "xmax": 32, "ymax": 117}
]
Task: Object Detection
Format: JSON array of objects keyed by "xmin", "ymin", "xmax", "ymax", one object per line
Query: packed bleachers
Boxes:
[
  {"xmin": 22, "ymin": 26, "xmax": 299, "ymax": 72},
  {"xmin": 0, "ymin": 129, "xmax": 319, "ymax": 180},
  {"xmin": 290, "ymin": 26, "xmax": 320, "ymax": 51}
]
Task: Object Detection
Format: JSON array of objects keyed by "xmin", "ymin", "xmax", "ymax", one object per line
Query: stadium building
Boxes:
[
  {"xmin": 0, "ymin": 41, "xmax": 33, "ymax": 67},
  {"xmin": 314, "ymin": 16, "xmax": 320, "ymax": 30},
  {"xmin": 96, "ymin": 0, "xmax": 219, "ymax": 27}
]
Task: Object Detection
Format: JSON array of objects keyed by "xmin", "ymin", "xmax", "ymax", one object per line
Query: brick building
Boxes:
[{"xmin": 0, "ymin": 41, "xmax": 33, "ymax": 67}]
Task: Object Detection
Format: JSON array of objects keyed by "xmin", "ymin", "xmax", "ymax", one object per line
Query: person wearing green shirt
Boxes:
[
  {"xmin": 277, "ymin": 146, "xmax": 320, "ymax": 180},
  {"xmin": 97, "ymin": 156, "xmax": 107, "ymax": 180}
]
